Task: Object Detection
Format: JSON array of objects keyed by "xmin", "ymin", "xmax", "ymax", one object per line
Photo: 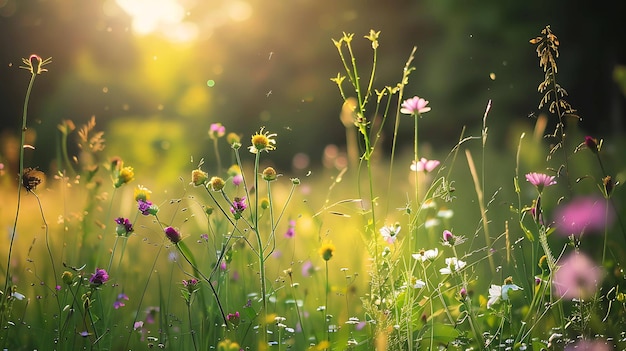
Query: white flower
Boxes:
[
  {"xmin": 11, "ymin": 291, "xmax": 25, "ymax": 301},
  {"xmin": 487, "ymin": 283, "xmax": 523, "ymax": 309},
  {"xmin": 413, "ymin": 279, "xmax": 426, "ymax": 289},
  {"xmin": 439, "ymin": 257, "xmax": 466, "ymax": 274},
  {"xmin": 412, "ymin": 248, "xmax": 439, "ymax": 262},
  {"xmin": 380, "ymin": 224, "xmax": 401, "ymax": 244}
]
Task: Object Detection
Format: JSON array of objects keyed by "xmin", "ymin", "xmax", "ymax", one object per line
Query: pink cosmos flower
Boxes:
[
  {"xmin": 525, "ymin": 172, "xmax": 556, "ymax": 192},
  {"xmin": 554, "ymin": 196, "xmax": 613, "ymax": 237},
  {"xmin": 553, "ymin": 252, "xmax": 603, "ymax": 300},
  {"xmin": 401, "ymin": 96, "xmax": 431, "ymax": 116},
  {"xmin": 411, "ymin": 158, "xmax": 440, "ymax": 173}
]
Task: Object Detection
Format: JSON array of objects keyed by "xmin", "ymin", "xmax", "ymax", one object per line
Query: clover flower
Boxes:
[
  {"xmin": 380, "ymin": 223, "xmax": 401, "ymax": 244},
  {"xmin": 525, "ymin": 172, "xmax": 556, "ymax": 193},
  {"xmin": 89, "ymin": 268, "xmax": 109, "ymax": 286},
  {"xmin": 248, "ymin": 127, "xmax": 277, "ymax": 154},
  {"xmin": 400, "ymin": 96, "xmax": 431, "ymax": 116},
  {"xmin": 114, "ymin": 217, "xmax": 134, "ymax": 236},
  {"xmin": 410, "ymin": 158, "xmax": 440, "ymax": 173},
  {"xmin": 487, "ymin": 277, "xmax": 523, "ymax": 309},
  {"xmin": 439, "ymin": 257, "xmax": 466, "ymax": 274}
]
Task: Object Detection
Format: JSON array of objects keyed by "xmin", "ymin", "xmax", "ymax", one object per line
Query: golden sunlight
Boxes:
[{"xmin": 115, "ymin": 0, "xmax": 197, "ymax": 42}]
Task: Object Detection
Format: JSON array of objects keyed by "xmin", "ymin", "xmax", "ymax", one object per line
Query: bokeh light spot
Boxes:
[{"xmin": 206, "ymin": 79, "xmax": 215, "ymax": 87}]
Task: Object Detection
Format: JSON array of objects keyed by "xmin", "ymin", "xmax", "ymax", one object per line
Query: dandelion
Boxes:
[
  {"xmin": 164, "ymin": 226, "xmax": 182, "ymax": 244},
  {"xmin": 439, "ymin": 257, "xmax": 466, "ymax": 274},
  {"xmin": 89, "ymin": 268, "xmax": 109, "ymax": 286},
  {"xmin": 554, "ymin": 196, "xmax": 613, "ymax": 237},
  {"xmin": 410, "ymin": 158, "xmax": 440, "ymax": 172},
  {"xmin": 319, "ymin": 241, "xmax": 336, "ymax": 261},
  {"xmin": 379, "ymin": 223, "xmax": 401, "ymax": 244},
  {"xmin": 412, "ymin": 248, "xmax": 439, "ymax": 262},
  {"xmin": 553, "ymin": 251, "xmax": 603, "ymax": 300},
  {"xmin": 487, "ymin": 277, "xmax": 523, "ymax": 309},
  {"xmin": 400, "ymin": 96, "xmax": 431, "ymax": 116},
  {"xmin": 230, "ymin": 197, "xmax": 247, "ymax": 219},
  {"xmin": 525, "ymin": 172, "xmax": 556, "ymax": 193},
  {"xmin": 114, "ymin": 217, "xmax": 134, "ymax": 237},
  {"xmin": 248, "ymin": 127, "xmax": 277, "ymax": 154}
]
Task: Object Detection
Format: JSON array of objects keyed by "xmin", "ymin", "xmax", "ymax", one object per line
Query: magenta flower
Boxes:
[
  {"xmin": 164, "ymin": 226, "xmax": 182, "ymax": 244},
  {"xmin": 114, "ymin": 217, "xmax": 134, "ymax": 236},
  {"xmin": 232, "ymin": 174, "xmax": 243, "ymax": 186},
  {"xmin": 284, "ymin": 220, "xmax": 296, "ymax": 238},
  {"xmin": 138, "ymin": 199, "xmax": 155, "ymax": 216},
  {"xmin": 230, "ymin": 197, "xmax": 247, "ymax": 219},
  {"xmin": 442, "ymin": 230, "xmax": 455, "ymax": 245},
  {"xmin": 401, "ymin": 96, "xmax": 431, "ymax": 116},
  {"xmin": 554, "ymin": 196, "xmax": 613, "ymax": 237},
  {"xmin": 553, "ymin": 252, "xmax": 603, "ymax": 300},
  {"xmin": 114, "ymin": 293, "xmax": 129, "ymax": 309},
  {"xmin": 301, "ymin": 260, "xmax": 314, "ymax": 277},
  {"xmin": 89, "ymin": 268, "xmax": 109, "ymax": 286},
  {"xmin": 410, "ymin": 158, "xmax": 440, "ymax": 173},
  {"xmin": 525, "ymin": 172, "xmax": 556, "ymax": 193},
  {"xmin": 209, "ymin": 123, "xmax": 226, "ymax": 139}
]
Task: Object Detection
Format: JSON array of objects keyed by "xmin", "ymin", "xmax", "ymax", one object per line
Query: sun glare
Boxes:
[{"xmin": 115, "ymin": 0, "xmax": 196, "ymax": 42}]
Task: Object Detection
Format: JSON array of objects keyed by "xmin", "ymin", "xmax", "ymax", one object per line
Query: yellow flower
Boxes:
[
  {"xmin": 134, "ymin": 185, "xmax": 152, "ymax": 202},
  {"xmin": 248, "ymin": 127, "xmax": 277, "ymax": 154},
  {"xmin": 114, "ymin": 166, "xmax": 134, "ymax": 188},
  {"xmin": 262, "ymin": 167, "xmax": 277, "ymax": 181},
  {"xmin": 227, "ymin": 164, "xmax": 241, "ymax": 177},
  {"xmin": 319, "ymin": 241, "xmax": 336, "ymax": 261},
  {"xmin": 191, "ymin": 168, "xmax": 209, "ymax": 186},
  {"xmin": 209, "ymin": 176, "xmax": 225, "ymax": 191}
]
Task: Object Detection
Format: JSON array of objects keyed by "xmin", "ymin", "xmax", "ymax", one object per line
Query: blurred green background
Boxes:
[{"xmin": 1, "ymin": 0, "xmax": 625, "ymax": 180}]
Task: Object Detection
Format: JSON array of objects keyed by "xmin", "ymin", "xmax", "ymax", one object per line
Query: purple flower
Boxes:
[
  {"xmin": 401, "ymin": 96, "xmax": 431, "ymax": 116},
  {"xmin": 138, "ymin": 199, "xmax": 153, "ymax": 216},
  {"xmin": 209, "ymin": 123, "xmax": 226, "ymax": 139},
  {"xmin": 114, "ymin": 217, "xmax": 134, "ymax": 236},
  {"xmin": 164, "ymin": 226, "xmax": 181, "ymax": 244},
  {"xmin": 284, "ymin": 220, "xmax": 296, "ymax": 238},
  {"xmin": 553, "ymin": 252, "xmax": 603, "ymax": 300},
  {"xmin": 554, "ymin": 196, "xmax": 613, "ymax": 237},
  {"xmin": 114, "ymin": 293, "xmax": 129, "ymax": 309},
  {"xmin": 410, "ymin": 158, "xmax": 440, "ymax": 173},
  {"xmin": 89, "ymin": 268, "xmax": 109, "ymax": 286},
  {"xmin": 525, "ymin": 172, "xmax": 556, "ymax": 193},
  {"xmin": 232, "ymin": 174, "xmax": 243, "ymax": 186},
  {"xmin": 230, "ymin": 197, "xmax": 247, "ymax": 219},
  {"xmin": 227, "ymin": 311, "xmax": 240, "ymax": 327}
]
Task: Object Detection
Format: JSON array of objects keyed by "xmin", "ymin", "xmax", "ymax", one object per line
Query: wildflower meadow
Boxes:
[{"xmin": 1, "ymin": 24, "xmax": 626, "ymax": 351}]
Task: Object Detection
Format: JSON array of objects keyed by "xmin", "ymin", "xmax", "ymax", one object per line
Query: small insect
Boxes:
[
  {"xmin": 268, "ymin": 51, "xmax": 274, "ymax": 60},
  {"xmin": 266, "ymin": 90, "xmax": 272, "ymax": 97}
]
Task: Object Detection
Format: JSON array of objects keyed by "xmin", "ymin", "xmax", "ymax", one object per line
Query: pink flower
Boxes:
[
  {"xmin": 164, "ymin": 226, "xmax": 182, "ymax": 244},
  {"xmin": 284, "ymin": 220, "xmax": 296, "ymax": 238},
  {"xmin": 401, "ymin": 96, "xmax": 431, "ymax": 116},
  {"xmin": 554, "ymin": 196, "xmax": 613, "ymax": 237},
  {"xmin": 410, "ymin": 158, "xmax": 440, "ymax": 173},
  {"xmin": 565, "ymin": 339, "xmax": 612, "ymax": 351},
  {"xmin": 553, "ymin": 252, "xmax": 603, "ymax": 300},
  {"xmin": 525, "ymin": 172, "xmax": 556, "ymax": 192}
]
